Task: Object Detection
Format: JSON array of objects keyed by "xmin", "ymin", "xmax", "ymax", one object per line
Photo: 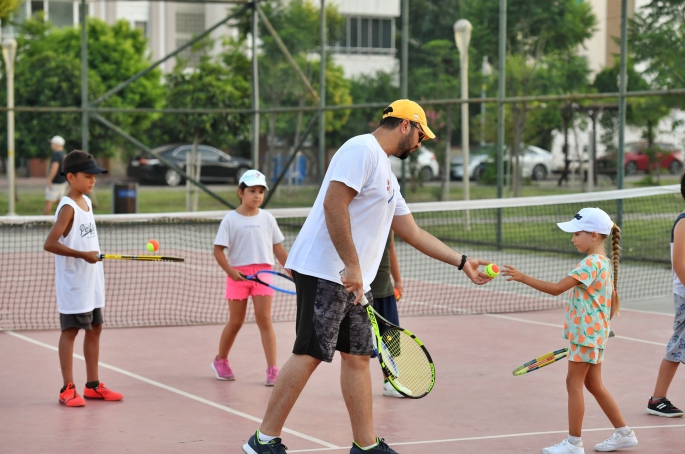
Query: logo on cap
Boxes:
[
  {"xmin": 574, "ymin": 213, "xmax": 583, "ymax": 220},
  {"xmin": 413, "ymin": 114, "xmax": 418, "ymax": 120}
]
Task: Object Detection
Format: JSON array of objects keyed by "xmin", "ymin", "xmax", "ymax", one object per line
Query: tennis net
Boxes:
[{"xmin": 1, "ymin": 185, "xmax": 680, "ymax": 330}]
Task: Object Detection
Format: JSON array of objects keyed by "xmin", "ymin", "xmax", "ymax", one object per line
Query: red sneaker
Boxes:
[
  {"xmin": 59, "ymin": 383, "xmax": 85, "ymax": 407},
  {"xmin": 83, "ymin": 383, "xmax": 123, "ymax": 401}
]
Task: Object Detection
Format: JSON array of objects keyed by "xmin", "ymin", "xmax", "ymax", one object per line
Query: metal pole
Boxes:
[
  {"xmin": 2, "ymin": 37, "xmax": 17, "ymax": 216},
  {"xmin": 617, "ymin": 0, "xmax": 628, "ymax": 228},
  {"xmin": 81, "ymin": 0, "xmax": 88, "ymax": 152},
  {"xmin": 481, "ymin": 56, "xmax": 488, "ymax": 146},
  {"xmin": 587, "ymin": 110, "xmax": 596, "ymax": 192},
  {"xmin": 400, "ymin": 0, "xmax": 408, "ymax": 196},
  {"xmin": 251, "ymin": 2, "xmax": 260, "ymax": 169},
  {"xmin": 496, "ymin": 0, "xmax": 507, "ymax": 249},
  {"xmin": 318, "ymin": 0, "xmax": 326, "ymax": 183},
  {"xmin": 457, "ymin": 26, "xmax": 471, "ymax": 229}
]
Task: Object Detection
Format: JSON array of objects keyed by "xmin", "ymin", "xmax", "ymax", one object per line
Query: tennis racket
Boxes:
[
  {"xmin": 97, "ymin": 254, "xmax": 184, "ymax": 262},
  {"xmin": 512, "ymin": 330, "xmax": 616, "ymax": 376},
  {"xmin": 241, "ymin": 270, "xmax": 296, "ymax": 295}
]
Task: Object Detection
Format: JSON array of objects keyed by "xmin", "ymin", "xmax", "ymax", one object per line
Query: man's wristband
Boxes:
[{"xmin": 458, "ymin": 254, "xmax": 467, "ymax": 271}]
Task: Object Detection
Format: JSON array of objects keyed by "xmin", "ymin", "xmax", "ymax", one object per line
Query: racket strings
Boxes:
[{"xmin": 378, "ymin": 328, "xmax": 433, "ymax": 397}]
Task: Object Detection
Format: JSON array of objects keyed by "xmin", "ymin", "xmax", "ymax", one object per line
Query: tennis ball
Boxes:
[
  {"xmin": 394, "ymin": 287, "xmax": 402, "ymax": 301},
  {"xmin": 485, "ymin": 263, "xmax": 499, "ymax": 278},
  {"xmin": 147, "ymin": 239, "xmax": 159, "ymax": 252}
]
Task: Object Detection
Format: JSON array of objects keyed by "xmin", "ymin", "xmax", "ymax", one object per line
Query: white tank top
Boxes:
[
  {"xmin": 54, "ymin": 196, "xmax": 105, "ymax": 314},
  {"xmin": 671, "ymin": 213, "xmax": 685, "ymax": 298}
]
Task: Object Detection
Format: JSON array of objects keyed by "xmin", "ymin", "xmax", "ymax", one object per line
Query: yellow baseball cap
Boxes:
[{"xmin": 382, "ymin": 99, "xmax": 436, "ymax": 140}]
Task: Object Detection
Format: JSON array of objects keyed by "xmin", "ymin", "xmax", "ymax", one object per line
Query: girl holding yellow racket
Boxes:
[{"xmin": 503, "ymin": 208, "xmax": 637, "ymax": 454}]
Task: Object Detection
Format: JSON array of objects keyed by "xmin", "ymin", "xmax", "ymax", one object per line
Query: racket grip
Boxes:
[{"xmin": 97, "ymin": 254, "xmax": 104, "ymax": 260}]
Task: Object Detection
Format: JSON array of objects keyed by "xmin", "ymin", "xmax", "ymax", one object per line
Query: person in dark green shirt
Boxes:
[{"xmin": 370, "ymin": 231, "xmax": 403, "ymax": 398}]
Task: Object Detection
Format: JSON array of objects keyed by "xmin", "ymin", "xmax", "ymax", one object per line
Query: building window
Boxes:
[
  {"xmin": 134, "ymin": 20, "xmax": 148, "ymax": 37},
  {"xmin": 48, "ymin": 1, "xmax": 74, "ymax": 28},
  {"xmin": 176, "ymin": 12, "xmax": 206, "ymax": 66},
  {"xmin": 331, "ymin": 16, "xmax": 395, "ymax": 55}
]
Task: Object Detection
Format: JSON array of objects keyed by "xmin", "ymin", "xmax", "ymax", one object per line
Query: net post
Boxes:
[
  {"xmin": 616, "ymin": 0, "xmax": 628, "ymax": 230},
  {"xmin": 496, "ymin": 0, "xmax": 507, "ymax": 250}
]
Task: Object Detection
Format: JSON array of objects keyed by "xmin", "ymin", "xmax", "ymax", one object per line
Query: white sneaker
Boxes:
[
  {"xmin": 382, "ymin": 381, "xmax": 405, "ymax": 398},
  {"xmin": 594, "ymin": 430, "xmax": 638, "ymax": 452},
  {"xmin": 541, "ymin": 438, "xmax": 585, "ymax": 454}
]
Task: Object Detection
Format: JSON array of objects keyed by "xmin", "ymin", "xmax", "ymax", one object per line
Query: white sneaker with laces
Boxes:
[
  {"xmin": 541, "ymin": 438, "xmax": 585, "ymax": 454},
  {"xmin": 382, "ymin": 381, "xmax": 405, "ymax": 398},
  {"xmin": 594, "ymin": 430, "xmax": 638, "ymax": 452}
]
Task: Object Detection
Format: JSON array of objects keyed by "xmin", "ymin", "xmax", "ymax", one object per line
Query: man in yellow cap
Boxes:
[{"xmin": 242, "ymin": 100, "xmax": 492, "ymax": 454}]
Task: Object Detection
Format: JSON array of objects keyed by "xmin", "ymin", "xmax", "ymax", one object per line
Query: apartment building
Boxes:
[{"xmin": 13, "ymin": 1, "xmax": 399, "ymax": 78}]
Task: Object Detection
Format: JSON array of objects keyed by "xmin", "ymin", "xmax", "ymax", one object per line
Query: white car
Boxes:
[
  {"xmin": 389, "ymin": 148, "xmax": 439, "ymax": 181},
  {"xmin": 451, "ymin": 144, "xmax": 553, "ymax": 181}
]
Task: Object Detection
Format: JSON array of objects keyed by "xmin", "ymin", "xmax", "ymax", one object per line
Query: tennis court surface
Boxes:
[
  {"xmin": 1, "ymin": 306, "xmax": 683, "ymax": 453},
  {"xmin": 2, "ymin": 187, "xmax": 684, "ymax": 452}
]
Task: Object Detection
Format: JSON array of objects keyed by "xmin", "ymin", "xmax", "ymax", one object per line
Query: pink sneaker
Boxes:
[
  {"xmin": 265, "ymin": 366, "xmax": 279, "ymax": 386},
  {"xmin": 211, "ymin": 356, "xmax": 235, "ymax": 380}
]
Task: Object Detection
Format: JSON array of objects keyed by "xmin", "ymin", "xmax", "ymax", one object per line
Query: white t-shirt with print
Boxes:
[
  {"xmin": 214, "ymin": 209, "xmax": 285, "ymax": 266},
  {"xmin": 285, "ymin": 133, "xmax": 410, "ymax": 290}
]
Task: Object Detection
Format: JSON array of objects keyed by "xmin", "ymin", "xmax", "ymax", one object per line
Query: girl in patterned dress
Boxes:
[{"xmin": 503, "ymin": 208, "xmax": 637, "ymax": 454}]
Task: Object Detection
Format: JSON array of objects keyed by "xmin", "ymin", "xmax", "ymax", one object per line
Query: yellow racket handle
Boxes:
[{"xmin": 97, "ymin": 254, "xmax": 184, "ymax": 262}]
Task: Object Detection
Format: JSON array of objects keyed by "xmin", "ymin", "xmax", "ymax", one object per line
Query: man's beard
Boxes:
[{"xmin": 396, "ymin": 134, "xmax": 413, "ymax": 160}]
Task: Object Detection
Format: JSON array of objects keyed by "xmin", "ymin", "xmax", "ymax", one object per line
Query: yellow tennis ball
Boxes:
[
  {"xmin": 485, "ymin": 263, "xmax": 499, "ymax": 278},
  {"xmin": 147, "ymin": 239, "xmax": 159, "ymax": 252}
]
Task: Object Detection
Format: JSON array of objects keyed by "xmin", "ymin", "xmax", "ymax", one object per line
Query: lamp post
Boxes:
[
  {"xmin": 2, "ymin": 36, "xmax": 17, "ymax": 216},
  {"xmin": 454, "ymin": 19, "xmax": 472, "ymax": 229}
]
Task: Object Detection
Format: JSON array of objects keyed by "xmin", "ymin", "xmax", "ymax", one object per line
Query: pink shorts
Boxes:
[{"xmin": 225, "ymin": 264, "xmax": 274, "ymax": 300}]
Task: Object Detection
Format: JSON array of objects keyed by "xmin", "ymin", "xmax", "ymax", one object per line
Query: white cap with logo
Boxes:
[
  {"xmin": 239, "ymin": 169, "xmax": 268, "ymax": 190},
  {"xmin": 557, "ymin": 207, "xmax": 614, "ymax": 235},
  {"xmin": 50, "ymin": 135, "xmax": 65, "ymax": 146}
]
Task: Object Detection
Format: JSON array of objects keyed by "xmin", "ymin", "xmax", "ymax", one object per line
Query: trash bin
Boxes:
[{"xmin": 112, "ymin": 182, "xmax": 138, "ymax": 214}]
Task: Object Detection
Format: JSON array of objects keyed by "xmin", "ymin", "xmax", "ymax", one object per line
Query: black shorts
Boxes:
[
  {"xmin": 292, "ymin": 270, "xmax": 374, "ymax": 363},
  {"xmin": 60, "ymin": 308, "xmax": 103, "ymax": 331}
]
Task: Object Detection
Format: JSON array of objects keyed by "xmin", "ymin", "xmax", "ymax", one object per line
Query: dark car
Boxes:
[
  {"xmin": 127, "ymin": 144, "xmax": 251, "ymax": 186},
  {"xmin": 597, "ymin": 141, "xmax": 683, "ymax": 178}
]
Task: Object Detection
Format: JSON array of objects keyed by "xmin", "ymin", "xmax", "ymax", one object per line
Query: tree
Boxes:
[
  {"xmin": 234, "ymin": 0, "xmax": 350, "ymax": 181},
  {"xmin": 0, "ymin": 16, "xmax": 165, "ymax": 160},
  {"xmin": 0, "ymin": 0, "xmax": 20, "ymax": 22},
  {"xmin": 158, "ymin": 41, "xmax": 251, "ymax": 210}
]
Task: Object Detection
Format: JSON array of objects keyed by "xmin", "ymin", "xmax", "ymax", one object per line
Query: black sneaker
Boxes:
[
  {"xmin": 242, "ymin": 431, "xmax": 288, "ymax": 454},
  {"xmin": 647, "ymin": 398, "xmax": 684, "ymax": 417},
  {"xmin": 350, "ymin": 438, "xmax": 398, "ymax": 453}
]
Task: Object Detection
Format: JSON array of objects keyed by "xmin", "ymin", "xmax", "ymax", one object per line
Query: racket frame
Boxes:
[
  {"xmin": 361, "ymin": 296, "xmax": 436, "ymax": 399},
  {"xmin": 97, "ymin": 254, "xmax": 184, "ymax": 262},
  {"xmin": 243, "ymin": 270, "xmax": 296, "ymax": 295}
]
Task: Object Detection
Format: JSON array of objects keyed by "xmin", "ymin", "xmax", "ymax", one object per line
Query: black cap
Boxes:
[{"xmin": 61, "ymin": 160, "xmax": 108, "ymax": 176}]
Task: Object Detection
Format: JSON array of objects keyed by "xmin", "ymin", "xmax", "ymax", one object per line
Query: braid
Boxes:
[{"xmin": 611, "ymin": 223, "xmax": 621, "ymax": 315}]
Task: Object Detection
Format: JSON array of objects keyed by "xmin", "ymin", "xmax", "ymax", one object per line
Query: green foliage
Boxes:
[
  {"xmin": 0, "ymin": 0, "xmax": 21, "ymax": 23},
  {"xmin": 0, "ymin": 17, "xmax": 165, "ymax": 159},
  {"xmin": 151, "ymin": 39, "xmax": 252, "ymax": 152}
]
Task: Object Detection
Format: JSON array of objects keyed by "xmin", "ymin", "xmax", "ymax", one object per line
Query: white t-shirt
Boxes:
[
  {"xmin": 285, "ymin": 134, "xmax": 410, "ymax": 290},
  {"xmin": 54, "ymin": 196, "xmax": 106, "ymax": 314},
  {"xmin": 214, "ymin": 209, "xmax": 285, "ymax": 266}
]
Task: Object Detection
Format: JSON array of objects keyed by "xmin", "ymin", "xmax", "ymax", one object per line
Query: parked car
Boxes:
[
  {"xmin": 389, "ymin": 147, "xmax": 439, "ymax": 181},
  {"xmin": 127, "ymin": 144, "xmax": 251, "ymax": 186},
  {"xmin": 597, "ymin": 141, "xmax": 683, "ymax": 177},
  {"xmin": 451, "ymin": 144, "xmax": 553, "ymax": 181}
]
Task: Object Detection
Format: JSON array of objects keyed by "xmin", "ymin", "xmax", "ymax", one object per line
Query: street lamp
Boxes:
[
  {"xmin": 2, "ymin": 35, "xmax": 17, "ymax": 216},
  {"xmin": 454, "ymin": 19, "xmax": 472, "ymax": 228}
]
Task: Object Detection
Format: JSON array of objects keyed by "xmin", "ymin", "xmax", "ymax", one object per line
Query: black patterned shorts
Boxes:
[{"xmin": 292, "ymin": 270, "xmax": 374, "ymax": 362}]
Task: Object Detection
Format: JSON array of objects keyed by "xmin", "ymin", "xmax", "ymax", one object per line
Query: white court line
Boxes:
[
  {"xmin": 484, "ymin": 314, "xmax": 668, "ymax": 347},
  {"xmin": 621, "ymin": 307, "xmax": 674, "ymax": 317},
  {"xmin": 287, "ymin": 424, "xmax": 685, "ymax": 452},
  {"xmin": 2, "ymin": 330, "xmax": 339, "ymax": 449}
]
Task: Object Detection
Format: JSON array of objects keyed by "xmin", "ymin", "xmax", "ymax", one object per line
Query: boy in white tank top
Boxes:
[{"xmin": 44, "ymin": 150, "xmax": 123, "ymax": 407}]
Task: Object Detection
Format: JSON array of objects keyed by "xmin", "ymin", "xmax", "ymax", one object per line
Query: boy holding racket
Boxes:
[
  {"xmin": 213, "ymin": 170, "xmax": 289, "ymax": 386},
  {"xmin": 370, "ymin": 231, "xmax": 404, "ymax": 398},
  {"xmin": 646, "ymin": 173, "xmax": 685, "ymax": 418},
  {"xmin": 43, "ymin": 150, "xmax": 123, "ymax": 407},
  {"xmin": 503, "ymin": 208, "xmax": 637, "ymax": 453}
]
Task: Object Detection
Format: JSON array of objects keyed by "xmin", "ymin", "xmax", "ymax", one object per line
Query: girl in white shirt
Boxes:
[{"xmin": 212, "ymin": 170, "xmax": 289, "ymax": 386}]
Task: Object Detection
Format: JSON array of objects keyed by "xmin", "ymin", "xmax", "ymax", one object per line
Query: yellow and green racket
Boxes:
[
  {"xmin": 97, "ymin": 254, "xmax": 184, "ymax": 263},
  {"xmin": 513, "ymin": 330, "xmax": 615, "ymax": 376}
]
